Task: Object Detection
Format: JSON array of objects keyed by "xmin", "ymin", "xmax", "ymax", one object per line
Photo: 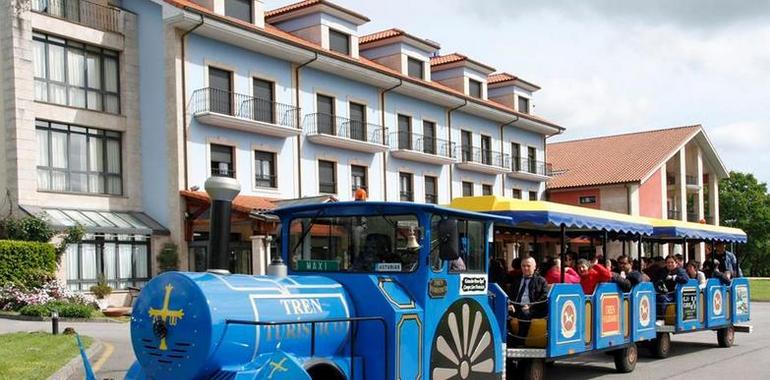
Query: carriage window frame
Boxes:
[
  {"xmin": 287, "ymin": 213, "xmax": 422, "ymax": 274},
  {"xmin": 431, "ymin": 215, "xmax": 487, "ymax": 274}
]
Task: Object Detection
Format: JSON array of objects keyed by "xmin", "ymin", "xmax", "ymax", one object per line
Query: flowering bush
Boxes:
[{"xmin": 0, "ymin": 279, "xmax": 96, "ymax": 312}]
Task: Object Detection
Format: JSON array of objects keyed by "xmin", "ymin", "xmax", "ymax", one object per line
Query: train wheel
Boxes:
[
  {"xmin": 521, "ymin": 359, "xmax": 545, "ymax": 380},
  {"xmin": 717, "ymin": 326, "xmax": 735, "ymax": 348},
  {"xmin": 652, "ymin": 332, "xmax": 671, "ymax": 359},
  {"xmin": 430, "ymin": 299, "xmax": 498, "ymax": 380},
  {"xmin": 613, "ymin": 343, "xmax": 638, "ymax": 373}
]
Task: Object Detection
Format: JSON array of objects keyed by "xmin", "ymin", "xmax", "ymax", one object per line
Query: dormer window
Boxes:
[
  {"xmin": 329, "ymin": 29, "xmax": 351, "ymax": 55},
  {"xmin": 225, "ymin": 0, "xmax": 252, "ymax": 23},
  {"xmin": 518, "ymin": 96, "xmax": 530, "ymax": 114},
  {"xmin": 407, "ymin": 57, "xmax": 424, "ymax": 80},
  {"xmin": 468, "ymin": 79, "xmax": 482, "ymax": 98}
]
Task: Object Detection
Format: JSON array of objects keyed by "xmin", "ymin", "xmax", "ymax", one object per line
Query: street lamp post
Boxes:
[{"xmin": 204, "ymin": 176, "xmax": 241, "ymax": 271}]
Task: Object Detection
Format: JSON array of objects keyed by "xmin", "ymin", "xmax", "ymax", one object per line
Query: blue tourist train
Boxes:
[{"xmin": 126, "ymin": 196, "xmax": 751, "ymax": 380}]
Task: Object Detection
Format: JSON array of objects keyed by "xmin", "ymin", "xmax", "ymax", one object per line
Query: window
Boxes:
[
  {"xmin": 225, "ymin": 0, "xmax": 252, "ymax": 23},
  {"xmin": 528, "ymin": 147, "xmax": 537, "ymax": 173},
  {"xmin": 422, "ymin": 120, "xmax": 436, "ymax": 155},
  {"xmin": 482, "ymin": 184, "xmax": 493, "ymax": 196},
  {"xmin": 461, "ymin": 130, "xmax": 472, "ymax": 162},
  {"xmin": 398, "ymin": 114, "xmax": 412, "ymax": 150},
  {"xmin": 252, "ymin": 78, "xmax": 274, "ymax": 123},
  {"xmin": 511, "ymin": 142, "xmax": 521, "ymax": 171},
  {"xmin": 65, "ymin": 233, "xmax": 150, "ymax": 290},
  {"xmin": 33, "ymin": 33, "xmax": 120, "ymax": 113},
  {"xmin": 512, "ymin": 189, "xmax": 522, "ymax": 199},
  {"xmin": 254, "ymin": 150, "xmax": 276, "ymax": 188},
  {"xmin": 468, "ymin": 79, "xmax": 482, "ymax": 98},
  {"xmin": 529, "ymin": 191, "xmax": 538, "ymax": 201},
  {"xmin": 211, "ymin": 144, "xmax": 234, "ymax": 178},
  {"xmin": 399, "ymin": 172, "xmax": 414, "ymax": 201},
  {"xmin": 518, "ymin": 96, "xmax": 530, "ymax": 114},
  {"xmin": 209, "ymin": 67, "xmax": 233, "ymax": 115},
  {"xmin": 462, "ymin": 181, "xmax": 474, "ymax": 197},
  {"xmin": 316, "ymin": 95, "xmax": 335, "ymax": 135},
  {"xmin": 481, "ymin": 135, "xmax": 492, "ymax": 165},
  {"xmin": 351, "ymin": 165, "xmax": 367, "ymax": 196},
  {"xmin": 424, "ymin": 176, "xmax": 438, "ymax": 204},
  {"xmin": 289, "ymin": 214, "xmax": 421, "ymax": 273},
  {"xmin": 434, "ymin": 217, "xmax": 485, "ymax": 273},
  {"xmin": 329, "ymin": 29, "xmax": 350, "ymax": 55},
  {"xmin": 319, "ymin": 160, "xmax": 336, "ymax": 194},
  {"xmin": 36, "ymin": 120, "xmax": 122, "ymax": 195},
  {"xmin": 349, "ymin": 102, "xmax": 366, "ymax": 141},
  {"xmin": 580, "ymin": 196, "xmax": 597, "ymax": 205},
  {"xmin": 407, "ymin": 57, "xmax": 424, "ymax": 79}
]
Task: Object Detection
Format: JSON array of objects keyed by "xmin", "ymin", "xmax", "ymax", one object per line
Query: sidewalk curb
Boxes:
[
  {"xmin": 47, "ymin": 339, "xmax": 104, "ymax": 380},
  {"xmin": 0, "ymin": 313, "xmax": 127, "ymax": 324}
]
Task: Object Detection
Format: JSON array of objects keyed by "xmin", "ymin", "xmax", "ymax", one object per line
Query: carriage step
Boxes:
[
  {"xmin": 734, "ymin": 324, "xmax": 753, "ymax": 333},
  {"xmin": 506, "ymin": 348, "xmax": 547, "ymax": 359}
]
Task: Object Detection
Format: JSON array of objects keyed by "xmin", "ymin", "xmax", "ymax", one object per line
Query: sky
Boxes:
[{"xmin": 266, "ymin": 0, "xmax": 770, "ymax": 184}]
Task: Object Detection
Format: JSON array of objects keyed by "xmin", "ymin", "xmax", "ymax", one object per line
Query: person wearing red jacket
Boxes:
[
  {"xmin": 577, "ymin": 258, "xmax": 612, "ymax": 294},
  {"xmin": 543, "ymin": 257, "xmax": 580, "ymax": 284}
]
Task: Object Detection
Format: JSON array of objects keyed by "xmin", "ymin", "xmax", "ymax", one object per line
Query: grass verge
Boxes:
[
  {"xmin": 750, "ymin": 278, "xmax": 770, "ymax": 301},
  {"xmin": 0, "ymin": 332, "xmax": 92, "ymax": 380}
]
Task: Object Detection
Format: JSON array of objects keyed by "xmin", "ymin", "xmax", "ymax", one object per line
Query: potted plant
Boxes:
[{"xmin": 89, "ymin": 275, "xmax": 112, "ymax": 310}]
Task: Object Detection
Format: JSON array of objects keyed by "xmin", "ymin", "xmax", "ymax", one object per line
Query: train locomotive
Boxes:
[{"xmin": 127, "ymin": 201, "xmax": 509, "ymax": 379}]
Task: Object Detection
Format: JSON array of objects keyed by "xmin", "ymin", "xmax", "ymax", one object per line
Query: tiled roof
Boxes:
[
  {"xmin": 547, "ymin": 125, "xmax": 703, "ymax": 189},
  {"xmin": 180, "ymin": 190, "xmax": 278, "ymax": 213},
  {"xmin": 265, "ymin": 0, "xmax": 370, "ymax": 22},
  {"xmin": 161, "ymin": 1, "xmax": 563, "ymax": 131},
  {"xmin": 430, "ymin": 53, "xmax": 468, "ymax": 66},
  {"xmin": 488, "ymin": 72, "xmax": 517, "ymax": 84},
  {"xmin": 359, "ymin": 28, "xmax": 441, "ymax": 49}
]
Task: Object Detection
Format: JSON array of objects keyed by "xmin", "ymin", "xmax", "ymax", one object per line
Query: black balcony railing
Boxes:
[
  {"xmin": 687, "ymin": 213, "xmax": 700, "ymax": 223},
  {"xmin": 32, "ymin": 0, "xmax": 122, "ymax": 33},
  {"xmin": 667, "ymin": 210, "xmax": 681, "ymax": 220},
  {"xmin": 304, "ymin": 113, "xmax": 386, "ymax": 145},
  {"xmin": 211, "ymin": 167, "xmax": 235, "ymax": 178},
  {"xmin": 459, "ymin": 146, "xmax": 509, "ymax": 168},
  {"xmin": 686, "ymin": 175, "xmax": 699, "ymax": 186},
  {"xmin": 400, "ymin": 191, "xmax": 414, "ymax": 202},
  {"xmin": 513, "ymin": 157, "xmax": 550, "ymax": 176},
  {"xmin": 389, "ymin": 131, "xmax": 455, "ymax": 158},
  {"xmin": 190, "ymin": 88, "xmax": 300, "ymax": 129},
  {"xmin": 425, "ymin": 193, "xmax": 438, "ymax": 204},
  {"xmin": 255, "ymin": 174, "xmax": 276, "ymax": 188}
]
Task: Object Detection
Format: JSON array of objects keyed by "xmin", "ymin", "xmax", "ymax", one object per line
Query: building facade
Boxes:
[
  {"xmin": 547, "ymin": 125, "xmax": 728, "ymax": 262},
  {"xmin": 0, "ymin": 0, "xmax": 170, "ymax": 299}
]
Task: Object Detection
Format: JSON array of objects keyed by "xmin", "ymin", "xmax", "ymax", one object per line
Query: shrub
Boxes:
[
  {"xmin": 89, "ymin": 275, "xmax": 112, "ymax": 299},
  {"xmin": 0, "ymin": 240, "xmax": 57, "ymax": 288},
  {"xmin": 157, "ymin": 243, "xmax": 179, "ymax": 273},
  {"xmin": 0, "ymin": 279, "xmax": 96, "ymax": 311},
  {"xmin": 0, "ymin": 216, "xmax": 55, "ymax": 242},
  {"xmin": 19, "ymin": 300, "xmax": 95, "ymax": 318}
]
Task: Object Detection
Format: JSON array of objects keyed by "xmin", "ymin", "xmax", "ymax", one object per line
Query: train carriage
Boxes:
[
  {"xmin": 449, "ymin": 196, "xmax": 657, "ymax": 380},
  {"xmin": 646, "ymin": 218, "xmax": 751, "ymax": 358}
]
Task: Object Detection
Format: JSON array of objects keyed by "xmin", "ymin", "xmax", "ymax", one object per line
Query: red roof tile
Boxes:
[
  {"xmin": 162, "ymin": 1, "xmax": 562, "ymax": 131},
  {"xmin": 359, "ymin": 28, "xmax": 441, "ymax": 49},
  {"xmin": 430, "ymin": 53, "xmax": 468, "ymax": 66},
  {"xmin": 488, "ymin": 72, "xmax": 517, "ymax": 84},
  {"xmin": 265, "ymin": 0, "xmax": 370, "ymax": 22},
  {"xmin": 547, "ymin": 125, "xmax": 702, "ymax": 189}
]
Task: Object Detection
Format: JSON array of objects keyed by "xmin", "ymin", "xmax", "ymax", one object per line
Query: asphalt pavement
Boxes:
[{"xmin": 1, "ymin": 303, "xmax": 768, "ymax": 380}]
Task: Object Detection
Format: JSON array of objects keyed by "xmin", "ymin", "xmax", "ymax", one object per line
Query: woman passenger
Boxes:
[
  {"xmin": 543, "ymin": 257, "xmax": 580, "ymax": 284},
  {"xmin": 576, "ymin": 258, "xmax": 612, "ymax": 294}
]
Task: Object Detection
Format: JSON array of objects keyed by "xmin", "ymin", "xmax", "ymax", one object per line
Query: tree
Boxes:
[{"xmin": 719, "ymin": 171, "xmax": 770, "ymax": 276}]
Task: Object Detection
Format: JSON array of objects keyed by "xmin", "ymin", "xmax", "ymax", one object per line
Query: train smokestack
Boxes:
[{"xmin": 204, "ymin": 176, "xmax": 241, "ymax": 271}]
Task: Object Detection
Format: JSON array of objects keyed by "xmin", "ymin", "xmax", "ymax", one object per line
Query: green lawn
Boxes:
[
  {"xmin": 750, "ymin": 279, "xmax": 770, "ymax": 301},
  {"xmin": 0, "ymin": 332, "xmax": 92, "ymax": 380}
]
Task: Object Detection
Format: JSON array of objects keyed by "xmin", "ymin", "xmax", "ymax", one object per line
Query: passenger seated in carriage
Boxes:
[
  {"xmin": 543, "ymin": 257, "xmax": 580, "ymax": 285},
  {"xmin": 576, "ymin": 257, "xmax": 612, "ymax": 294},
  {"xmin": 686, "ymin": 260, "xmax": 707, "ymax": 289},
  {"xmin": 613, "ymin": 254, "xmax": 650, "ymax": 292},
  {"xmin": 654, "ymin": 255, "xmax": 688, "ymax": 303},
  {"xmin": 702, "ymin": 259, "xmax": 732, "ymax": 285},
  {"xmin": 507, "ymin": 256, "xmax": 548, "ymax": 347}
]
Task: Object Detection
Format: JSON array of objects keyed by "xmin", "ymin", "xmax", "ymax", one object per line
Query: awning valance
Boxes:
[
  {"xmin": 649, "ymin": 218, "xmax": 747, "ymax": 243},
  {"xmin": 449, "ymin": 196, "xmax": 653, "ymax": 236},
  {"xmin": 20, "ymin": 205, "xmax": 169, "ymax": 236}
]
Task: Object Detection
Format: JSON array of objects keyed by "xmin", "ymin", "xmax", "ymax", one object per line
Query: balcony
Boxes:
[
  {"xmin": 31, "ymin": 0, "xmax": 123, "ymax": 34},
  {"xmin": 388, "ymin": 131, "xmax": 456, "ymax": 165},
  {"xmin": 304, "ymin": 113, "xmax": 388, "ymax": 153},
  {"xmin": 685, "ymin": 175, "xmax": 701, "ymax": 192},
  {"xmin": 455, "ymin": 147, "xmax": 511, "ymax": 175},
  {"xmin": 190, "ymin": 88, "xmax": 301, "ymax": 138},
  {"xmin": 508, "ymin": 157, "xmax": 551, "ymax": 181},
  {"xmin": 211, "ymin": 167, "xmax": 235, "ymax": 178},
  {"xmin": 687, "ymin": 213, "xmax": 702, "ymax": 223}
]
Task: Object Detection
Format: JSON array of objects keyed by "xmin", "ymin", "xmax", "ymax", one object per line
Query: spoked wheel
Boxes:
[
  {"xmin": 613, "ymin": 343, "xmax": 638, "ymax": 373},
  {"xmin": 652, "ymin": 332, "xmax": 671, "ymax": 358},
  {"xmin": 717, "ymin": 326, "xmax": 735, "ymax": 348},
  {"xmin": 521, "ymin": 358, "xmax": 545, "ymax": 380}
]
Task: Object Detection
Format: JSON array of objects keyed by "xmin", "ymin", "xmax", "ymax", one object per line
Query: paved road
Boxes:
[
  {"xmin": 2, "ymin": 303, "xmax": 768, "ymax": 379},
  {"xmin": 544, "ymin": 302, "xmax": 770, "ymax": 380}
]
